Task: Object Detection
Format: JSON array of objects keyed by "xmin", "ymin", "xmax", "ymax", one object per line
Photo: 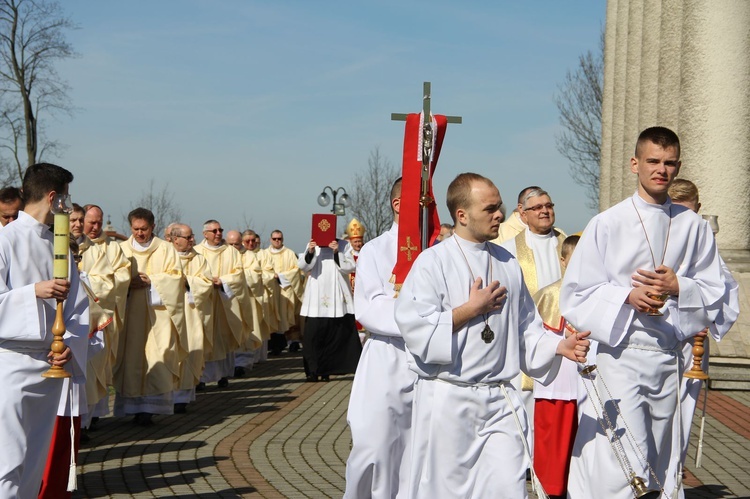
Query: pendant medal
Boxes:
[{"xmin": 481, "ymin": 324, "xmax": 494, "ymax": 344}]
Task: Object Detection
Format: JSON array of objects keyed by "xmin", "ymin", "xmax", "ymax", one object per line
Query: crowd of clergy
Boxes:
[
  {"xmin": 0, "ymin": 126, "xmax": 740, "ymax": 499},
  {"xmin": 0, "ymin": 175, "xmax": 370, "ymax": 498}
]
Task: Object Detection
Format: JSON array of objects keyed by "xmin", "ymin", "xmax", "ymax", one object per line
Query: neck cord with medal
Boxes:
[
  {"xmin": 454, "ymin": 236, "xmax": 495, "ymax": 344},
  {"xmin": 631, "ymin": 197, "xmax": 672, "ymax": 270}
]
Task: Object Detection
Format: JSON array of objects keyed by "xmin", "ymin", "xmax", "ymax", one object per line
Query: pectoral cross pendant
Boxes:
[{"xmin": 481, "ymin": 324, "xmax": 494, "ymax": 344}]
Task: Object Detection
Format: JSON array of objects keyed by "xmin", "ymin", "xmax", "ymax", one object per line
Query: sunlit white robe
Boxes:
[
  {"xmin": 344, "ymin": 223, "xmax": 418, "ymax": 499},
  {"xmin": 0, "ymin": 211, "xmax": 89, "ymax": 498},
  {"xmin": 561, "ymin": 192, "xmax": 725, "ymax": 499},
  {"xmin": 394, "ymin": 234, "xmax": 564, "ymax": 498}
]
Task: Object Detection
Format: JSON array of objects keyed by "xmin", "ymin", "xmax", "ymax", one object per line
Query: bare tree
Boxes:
[
  {"xmin": 0, "ymin": 0, "xmax": 76, "ymax": 184},
  {"xmin": 347, "ymin": 146, "xmax": 399, "ymax": 241},
  {"xmin": 554, "ymin": 30, "xmax": 604, "ymax": 210},
  {"xmin": 127, "ymin": 179, "xmax": 183, "ymax": 237}
]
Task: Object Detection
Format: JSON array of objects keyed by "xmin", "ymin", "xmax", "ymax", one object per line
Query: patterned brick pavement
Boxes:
[{"xmin": 74, "ymin": 353, "xmax": 750, "ymax": 498}]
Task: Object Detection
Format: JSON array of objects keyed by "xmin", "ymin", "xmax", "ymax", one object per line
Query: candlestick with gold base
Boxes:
[{"xmin": 42, "ymin": 194, "xmax": 73, "ymax": 379}]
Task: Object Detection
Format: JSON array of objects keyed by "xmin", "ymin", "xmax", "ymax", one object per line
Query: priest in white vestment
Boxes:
[
  {"xmin": 264, "ymin": 230, "xmax": 304, "ymax": 354},
  {"xmin": 561, "ymin": 128, "xmax": 726, "ymax": 499},
  {"xmin": 83, "ymin": 204, "xmax": 132, "ymax": 422},
  {"xmin": 70, "ymin": 204, "xmax": 118, "ymax": 425},
  {"xmin": 500, "ymin": 187, "xmax": 567, "ymax": 473},
  {"xmin": 226, "ymin": 229, "xmax": 268, "ymax": 375},
  {"xmin": 244, "ymin": 230, "xmax": 278, "ymax": 362},
  {"xmin": 0, "ymin": 164, "xmax": 89, "ymax": 498},
  {"xmin": 394, "ymin": 173, "xmax": 589, "ymax": 498},
  {"xmin": 195, "ymin": 220, "xmax": 259, "ymax": 388},
  {"xmin": 298, "ymin": 237, "xmax": 361, "ymax": 381},
  {"xmin": 170, "ymin": 224, "xmax": 214, "ymax": 412},
  {"xmin": 345, "ymin": 178, "xmax": 419, "ymax": 499},
  {"xmin": 114, "ymin": 208, "xmax": 187, "ymax": 424}
]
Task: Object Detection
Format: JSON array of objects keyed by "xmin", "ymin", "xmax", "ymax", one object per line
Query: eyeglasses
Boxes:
[
  {"xmin": 174, "ymin": 234, "xmax": 195, "ymax": 240},
  {"xmin": 205, "ymin": 228, "xmax": 223, "ymax": 234},
  {"xmin": 271, "ymin": 237, "xmax": 283, "ymax": 241},
  {"xmin": 230, "ymin": 242, "xmax": 242, "ymax": 247},
  {"xmin": 524, "ymin": 203, "xmax": 555, "ymax": 213}
]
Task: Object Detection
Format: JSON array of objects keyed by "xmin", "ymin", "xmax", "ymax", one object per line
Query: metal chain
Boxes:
[{"xmin": 579, "ymin": 362, "xmax": 667, "ymax": 497}]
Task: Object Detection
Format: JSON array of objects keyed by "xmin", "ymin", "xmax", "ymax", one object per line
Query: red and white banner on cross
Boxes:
[{"xmin": 391, "ymin": 112, "xmax": 447, "ymax": 291}]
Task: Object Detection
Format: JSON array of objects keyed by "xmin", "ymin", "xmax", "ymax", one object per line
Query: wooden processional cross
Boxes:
[{"xmin": 391, "ymin": 81, "xmax": 462, "ymax": 250}]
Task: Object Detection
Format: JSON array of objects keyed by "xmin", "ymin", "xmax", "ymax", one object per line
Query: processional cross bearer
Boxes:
[{"xmin": 390, "ymin": 81, "xmax": 461, "ymax": 291}]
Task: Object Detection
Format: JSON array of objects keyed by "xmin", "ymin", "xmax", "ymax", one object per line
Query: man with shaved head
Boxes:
[{"xmin": 170, "ymin": 223, "xmax": 213, "ymax": 413}]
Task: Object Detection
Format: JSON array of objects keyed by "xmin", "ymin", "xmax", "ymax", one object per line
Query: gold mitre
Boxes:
[{"xmin": 346, "ymin": 218, "xmax": 365, "ymax": 240}]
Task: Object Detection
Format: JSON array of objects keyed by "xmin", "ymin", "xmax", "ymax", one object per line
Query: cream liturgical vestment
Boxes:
[
  {"xmin": 78, "ymin": 237, "xmax": 118, "ymax": 412},
  {"xmin": 265, "ymin": 246, "xmax": 304, "ymax": 333},
  {"xmin": 394, "ymin": 235, "xmax": 565, "ymax": 498},
  {"xmin": 87, "ymin": 233, "xmax": 131, "ymax": 419},
  {"xmin": 174, "ymin": 249, "xmax": 214, "ymax": 403},
  {"xmin": 561, "ymin": 193, "xmax": 726, "ymax": 499},
  {"xmin": 242, "ymin": 249, "xmax": 272, "ymax": 340},
  {"xmin": 255, "ymin": 248, "xmax": 280, "ymax": 333},
  {"xmin": 194, "ymin": 241, "xmax": 259, "ymax": 381},
  {"xmin": 0, "ymin": 211, "xmax": 90, "ymax": 498},
  {"xmin": 114, "ymin": 236, "xmax": 187, "ymax": 416},
  {"xmin": 344, "ymin": 224, "xmax": 418, "ymax": 499},
  {"xmin": 492, "ymin": 210, "xmax": 527, "ymax": 245}
]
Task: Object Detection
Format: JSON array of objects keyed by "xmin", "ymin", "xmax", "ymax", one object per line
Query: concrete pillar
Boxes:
[{"xmin": 600, "ymin": 0, "xmax": 750, "ymax": 360}]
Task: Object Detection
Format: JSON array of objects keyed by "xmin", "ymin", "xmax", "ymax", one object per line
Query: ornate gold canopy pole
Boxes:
[{"xmin": 42, "ymin": 194, "xmax": 73, "ymax": 379}]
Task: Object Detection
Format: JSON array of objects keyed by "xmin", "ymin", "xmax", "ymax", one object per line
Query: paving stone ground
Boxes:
[{"xmin": 74, "ymin": 353, "xmax": 750, "ymax": 498}]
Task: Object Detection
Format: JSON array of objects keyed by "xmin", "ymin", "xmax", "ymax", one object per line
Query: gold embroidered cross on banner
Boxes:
[{"xmin": 400, "ymin": 236, "xmax": 418, "ymax": 261}]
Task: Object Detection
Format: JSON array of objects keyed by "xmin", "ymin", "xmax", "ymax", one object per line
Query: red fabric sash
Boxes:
[{"xmin": 392, "ymin": 113, "xmax": 447, "ymax": 290}]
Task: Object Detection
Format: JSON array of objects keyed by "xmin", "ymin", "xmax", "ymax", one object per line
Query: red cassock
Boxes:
[
  {"xmin": 533, "ymin": 398, "xmax": 577, "ymax": 496},
  {"xmin": 38, "ymin": 415, "xmax": 81, "ymax": 499}
]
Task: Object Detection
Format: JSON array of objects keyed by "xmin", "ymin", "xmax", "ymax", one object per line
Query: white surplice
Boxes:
[
  {"xmin": 560, "ymin": 192, "xmax": 725, "ymax": 499},
  {"xmin": 0, "ymin": 211, "xmax": 90, "ymax": 498},
  {"xmin": 298, "ymin": 240, "xmax": 355, "ymax": 318},
  {"xmin": 671, "ymin": 254, "xmax": 738, "ymax": 498},
  {"xmin": 394, "ymin": 234, "xmax": 564, "ymax": 498},
  {"xmin": 344, "ymin": 224, "xmax": 418, "ymax": 499}
]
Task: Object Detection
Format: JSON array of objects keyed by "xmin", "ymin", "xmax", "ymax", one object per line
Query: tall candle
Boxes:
[{"xmin": 53, "ymin": 212, "xmax": 70, "ymax": 279}]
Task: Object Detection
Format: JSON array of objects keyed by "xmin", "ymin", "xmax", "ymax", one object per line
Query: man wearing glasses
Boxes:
[
  {"xmin": 264, "ymin": 230, "xmax": 303, "ymax": 355},
  {"xmin": 500, "ymin": 187, "xmax": 567, "ymax": 485},
  {"xmin": 170, "ymin": 224, "xmax": 213, "ymax": 413},
  {"xmin": 194, "ymin": 220, "xmax": 259, "ymax": 389}
]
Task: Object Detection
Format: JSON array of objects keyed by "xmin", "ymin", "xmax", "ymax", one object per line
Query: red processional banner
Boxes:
[{"xmin": 391, "ymin": 113, "xmax": 447, "ymax": 291}]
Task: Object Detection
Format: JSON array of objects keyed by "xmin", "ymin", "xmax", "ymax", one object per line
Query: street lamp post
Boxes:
[{"xmin": 317, "ymin": 186, "xmax": 351, "ymax": 216}]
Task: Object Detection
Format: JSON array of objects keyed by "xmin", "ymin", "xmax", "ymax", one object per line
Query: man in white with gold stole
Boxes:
[
  {"xmin": 195, "ymin": 220, "xmax": 259, "ymax": 388},
  {"xmin": 83, "ymin": 204, "xmax": 132, "ymax": 422},
  {"xmin": 170, "ymin": 224, "xmax": 213, "ymax": 413},
  {"xmin": 394, "ymin": 173, "xmax": 590, "ymax": 498},
  {"xmin": 0, "ymin": 163, "xmax": 89, "ymax": 498},
  {"xmin": 114, "ymin": 208, "xmax": 187, "ymax": 425},
  {"xmin": 561, "ymin": 127, "xmax": 726, "ymax": 499}
]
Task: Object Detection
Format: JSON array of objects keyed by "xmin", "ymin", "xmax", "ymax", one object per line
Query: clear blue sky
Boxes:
[{"xmin": 50, "ymin": 1, "xmax": 605, "ymax": 252}]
